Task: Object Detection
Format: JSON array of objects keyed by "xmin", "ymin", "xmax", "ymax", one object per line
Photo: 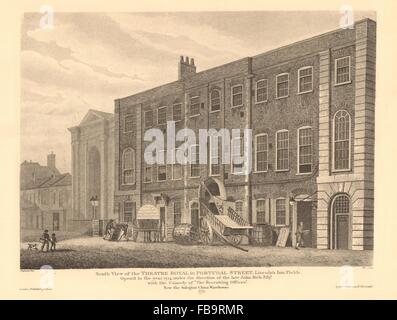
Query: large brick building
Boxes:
[{"xmin": 74, "ymin": 19, "xmax": 375, "ymax": 250}]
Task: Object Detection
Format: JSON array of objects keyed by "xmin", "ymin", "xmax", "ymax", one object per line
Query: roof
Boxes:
[{"xmin": 21, "ymin": 173, "xmax": 72, "ymax": 190}]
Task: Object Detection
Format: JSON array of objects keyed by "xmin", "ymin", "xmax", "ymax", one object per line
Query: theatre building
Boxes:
[{"xmin": 113, "ymin": 19, "xmax": 375, "ymax": 250}]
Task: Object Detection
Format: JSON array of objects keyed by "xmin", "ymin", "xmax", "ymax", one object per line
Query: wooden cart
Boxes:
[
  {"xmin": 132, "ymin": 205, "xmax": 166, "ymax": 242},
  {"xmin": 199, "ymin": 181, "xmax": 253, "ymax": 252}
]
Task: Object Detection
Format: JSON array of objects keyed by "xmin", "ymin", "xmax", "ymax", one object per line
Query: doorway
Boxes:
[
  {"xmin": 331, "ymin": 194, "xmax": 351, "ymax": 250},
  {"xmin": 297, "ymin": 201, "xmax": 313, "ymax": 247},
  {"xmin": 190, "ymin": 201, "xmax": 200, "ymax": 230}
]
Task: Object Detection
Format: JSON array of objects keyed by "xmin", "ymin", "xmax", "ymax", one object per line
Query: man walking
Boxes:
[{"xmin": 40, "ymin": 229, "xmax": 50, "ymax": 252}]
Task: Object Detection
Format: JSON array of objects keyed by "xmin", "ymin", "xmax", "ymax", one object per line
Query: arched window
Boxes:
[
  {"xmin": 333, "ymin": 110, "xmax": 351, "ymax": 171},
  {"xmin": 122, "ymin": 148, "xmax": 135, "ymax": 185},
  {"xmin": 210, "ymin": 89, "xmax": 221, "ymax": 112}
]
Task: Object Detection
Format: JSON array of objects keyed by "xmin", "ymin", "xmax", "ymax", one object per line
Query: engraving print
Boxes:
[{"xmin": 20, "ymin": 12, "xmax": 376, "ymax": 269}]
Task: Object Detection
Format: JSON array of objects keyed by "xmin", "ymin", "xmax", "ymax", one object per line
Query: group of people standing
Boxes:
[{"xmin": 40, "ymin": 230, "xmax": 57, "ymax": 252}]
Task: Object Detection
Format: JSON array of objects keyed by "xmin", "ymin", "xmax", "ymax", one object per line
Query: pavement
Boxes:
[{"xmin": 20, "ymin": 236, "xmax": 373, "ymax": 269}]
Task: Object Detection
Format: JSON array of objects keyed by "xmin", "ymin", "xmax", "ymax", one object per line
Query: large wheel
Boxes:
[
  {"xmin": 226, "ymin": 234, "xmax": 242, "ymax": 246},
  {"xmin": 200, "ymin": 218, "xmax": 213, "ymax": 245}
]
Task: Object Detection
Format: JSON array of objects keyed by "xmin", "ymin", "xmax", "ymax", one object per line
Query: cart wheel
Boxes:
[
  {"xmin": 160, "ymin": 221, "xmax": 166, "ymax": 242},
  {"xmin": 200, "ymin": 218, "xmax": 213, "ymax": 245},
  {"xmin": 226, "ymin": 235, "xmax": 242, "ymax": 246}
]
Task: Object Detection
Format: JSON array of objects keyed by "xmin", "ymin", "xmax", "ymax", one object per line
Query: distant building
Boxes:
[
  {"xmin": 20, "ymin": 153, "xmax": 72, "ymax": 231},
  {"xmin": 68, "ymin": 110, "xmax": 115, "ymax": 234}
]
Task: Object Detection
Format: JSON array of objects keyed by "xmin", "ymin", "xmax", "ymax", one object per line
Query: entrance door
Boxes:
[
  {"xmin": 53, "ymin": 212, "xmax": 60, "ymax": 231},
  {"xmin": 297, "ymin": 201, "xmax": 313, "ymax": 247},
  {"xmin": 190, "ymin": 202, "xmax": 200, "ymax": 230},
  {"xmin": 336, "ymin": 215, "xmax": 349, "ymax": 249},
  {"xmin": 159, "ymin": 207, "xmax": 166, "ymax": 241}
]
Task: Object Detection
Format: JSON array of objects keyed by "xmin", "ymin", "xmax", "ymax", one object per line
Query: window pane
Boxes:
[
  {"xmin": 256, "ymin": 134, "xmax": 268, "ymax": 172},
  {"xmin": 298, "ymin": 128, "xmax": 312, "ymax": 173},
  {"xmin": 190, "ymin": 97, "xmax": 200, "ymax": 116},
  {"xmin": 336, "ymin": 57, "xmax": 350, "ymax": 84},
  {"xmin": 277, "ymin": 74, "xmax": 289, "ymax": 98},
  {"xmin": 210, "ymin": 136, "xmax": 220, "ymax": 176},
  {"xmin": 232, "ymin": 85, "xmax": 243, "ymax": 107},
  {"xmin": 256, "ymin": 199, "xmax": 266, "ymax": 224},
  {"xmin": 276, "ymin": 131, "xmax": 289, "ymax": 170},
  {"xmin": 334, "ymin": 111, "xmax": 350, "ymax": 170},
  {"xmin": 145, "ymin": 110, "xmax": 153, "ymax": 128},
  {"xmin": 211, "ymin": 90, "xmax": 221, "ymax": 111},
  {"xmin": 124, "ymin": 115, "xmax": 135, "ymax": 132},
  {"xmin": 190, "ymin": 145, "xmax": 200, "ymax": 177},
  {"xmin": 299, "ymin": 68, "xmax": 313, "ymax": 93},
  {"xmin": 173, "ymin": 104, "xmax": 182, "ymax": 122},
  {"xmin": 276, "ymin": 199, "xmax": 286, "ymax": 225},
  {"xmin": 158, "ymin": 107, "xmax": 167, "ymax": 125},
  {"xmin": 256, "ymin": 80, "xmax": 268, "ymax": 102}
]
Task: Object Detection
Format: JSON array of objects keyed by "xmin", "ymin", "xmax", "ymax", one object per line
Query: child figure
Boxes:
[{"xmin": 50, "ymin": 233, "xmax": 57, "ymax": 251}]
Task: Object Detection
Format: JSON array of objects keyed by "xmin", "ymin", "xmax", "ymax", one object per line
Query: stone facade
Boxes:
[
  {"xmin": 111, "ymin": 19, "xmax": 375, "ymax": 249},
  {"xmin": 68, "ymin": 110, "xmax": 115, "ymax": 234}
]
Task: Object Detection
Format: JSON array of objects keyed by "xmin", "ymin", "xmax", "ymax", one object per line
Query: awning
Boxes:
[{"xmin": 136, "ymin": 205, "xmax": 160, "ymax": 220}]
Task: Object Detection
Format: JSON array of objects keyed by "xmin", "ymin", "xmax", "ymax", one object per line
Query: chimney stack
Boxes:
[
  {"xmin": 178, "ymin": 55, "xmax": 197, "ymax": 80},
  {"xmin": 47, "ymin": 152, "xmax": 56, "ymax": 170}
]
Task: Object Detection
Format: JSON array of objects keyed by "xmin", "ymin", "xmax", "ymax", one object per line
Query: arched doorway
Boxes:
[
  {"xmin": 330, "ymin": 194, "xmax": 351, "ymax": 249},
  {"xmin": 88, "ymin": 147, "xmax": 101, "ymax": 219}
]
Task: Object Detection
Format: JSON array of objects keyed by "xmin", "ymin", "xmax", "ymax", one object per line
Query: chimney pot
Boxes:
[
  {"xmin": 190, "ymin": 58, "xmax": 195, "ymax": 66},
  {"xmin": 180, "ymin": 55, "xmax": 184, "ymax": 62},
  {"xmin": 185, "ymin": 56, "xmax": 189, "ymax": 63}
]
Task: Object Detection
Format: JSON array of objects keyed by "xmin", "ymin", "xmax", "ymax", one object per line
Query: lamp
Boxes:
[{"xmin": 90, "ymin": 195, "xmax": 99, "ymax": 219}]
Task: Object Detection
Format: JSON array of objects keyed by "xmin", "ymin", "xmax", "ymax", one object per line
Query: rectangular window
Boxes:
[
  {"xmin": 157, "ymin": 150, "xmax": 167, "ymax": 181},
  {"xmin": 157, "ymin": 107, "xmax": 167, "ymax": 125},
  {"xmin": 144, "ymin": 166, "xmax": 152, "ymax": 183},
  {"xmin": 298, "ymin": 127, "xmax": 313, "ymax": 174},
  {"xmin": 256, "ymin": 79, "xmax": 268, "ymax": 103},
  {"xmin": 231, "ymin": 136, "xmax": 244, "ymax": 174},
  {"xmin": 190, "ymin": 144, "xmax": 200, "ymax": 177},
  {"xmin": 190, "ymin": 96, "xmax": 200, "ymax": 116},
  {"xmin": 335, "ymin": 56, "xmax": 351, "ymax": 85},
  {"xmin": 124, "ymin": 114, "xmax": 135, "ymax": 133},
  {"xmin": 173, "ymin": 201, "xmax": 182, "ymax": 226},
  {"xmin": 275, "ymin": 199, "xmax": 286, "ymax": 225},
  {"xmin": 255, "ymin": 134, "xmax": 268, "ymax": 172},
  {"xmin": 123, "ymin": 201, "xmax": 135, "ymax": 223},
  {"xmin": 210, "ymin": 90, "xmax": 221, "ymax": 112},
  {"xmin": 172, "ymin": 149, "xmax": 183, "ymax": 180},
  {"xmin": 298, "ymin": 67, "xmax": 313, "ymax": 93},
  {"xmin": 210, "ymin": 136, "xmax": 221, "ymax": 176},
  {"xmin": 235, "ymin": 201, "xmax": 243, "ymax": 215},
  {"xmin": 172, "ymin": 103, "xmax": 182, "ymax": 122},
  {"xmin": 276, "ymin": 130, "xmax": 289, "ymax": 171},
  {"xmin": 256, "ymin": 199, "xmax": 267, "ymax": 224},
  {"xmin": 231, "ymin": 85, "xmax": 243, "ymax": 107},
  {"xmin": 145, "ymin": 110, "xmax": 153, "ymax": 128},
  {"xmin": 276, "ymin": 73, "xmax": 289, "ymax": 98}
]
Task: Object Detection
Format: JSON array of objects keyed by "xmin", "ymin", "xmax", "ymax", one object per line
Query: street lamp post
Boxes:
[{"xmin": 90, "ymin": 195, "xmax": 99, "ymax": 236}]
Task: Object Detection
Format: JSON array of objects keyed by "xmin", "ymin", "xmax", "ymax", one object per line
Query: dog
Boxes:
[{"xmin": 27, "ymin": 243, "xmax": 38, "ymax": 251}]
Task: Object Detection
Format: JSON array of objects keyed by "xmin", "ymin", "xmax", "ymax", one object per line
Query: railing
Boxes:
[
  {"xmin": 227, "ymin": 207, "xmax": 250, "ymax": 227},
  {"xmin": 200, "ymin": 201, "xmax": 225, "ymax": 235}
]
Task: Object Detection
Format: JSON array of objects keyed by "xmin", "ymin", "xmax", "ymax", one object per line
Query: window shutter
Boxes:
[
  {"xmin": 285, "ymin": 198, "xmax": 290, "ymax": 226},
  {"xmin": 265, "ymin": 198, "xmax": 270, "ymax": 224},
  {"xmin": 252, "ymin": 199, "xmax": 257, "ymax": 224},
  {"xmin": 270, "ymin": 199, "xmax": 276, "ymax": 226}
]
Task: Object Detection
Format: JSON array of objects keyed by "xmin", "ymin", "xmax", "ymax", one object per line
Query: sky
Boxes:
[{"xmin": 21, "ymin": 11, "xmax": 376, "ymax": 173}]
